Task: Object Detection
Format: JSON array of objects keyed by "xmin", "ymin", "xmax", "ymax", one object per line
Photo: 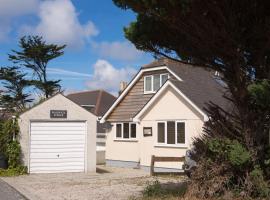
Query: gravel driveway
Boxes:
[{"xmin": 0, "ymin": 166, "xmax": 183, "ymax": 200}]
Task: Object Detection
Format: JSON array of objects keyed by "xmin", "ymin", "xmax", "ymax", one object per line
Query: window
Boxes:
[
  {"xmin": 157, "ymin": 121, "xmax": 186, "ymax": 145},
  {"xmin": 115, "ymin": 123, "xmax": 137, "ymax": 139},
  {"xmin": 144, "ymin": 76, "xmax": 152, "ymax": 92},
  {"xmin": 157, "ymin": 123, "xmax": 165, "ymax": 143},
  {"xmin": 116, "ymin": 124, "xmax": 122, "ymax": 138},
  {"xmin": 123, "ymin": 123, "xmax": 129, "ymax": 138},
  {"xmin": 153, "ymin": 75, "xmax": 160, "ymax": 91},
  {"xmin": 130, "ymin": 123, "xmax": 137, "ymax": 138},
  {"xmin": 144, "ymin": 73, "xmax": 169, "ymax": 93},
  {"xmin": 167, "ymin": 121, "xmax": 175, "ymax": 144},
  {"xmin": 177, "ymin": 122, "xmax": 185, "ymax": 144},
  {"xmin": 161, "ymin": 74, "xmax": 169, "ymax": 85}
]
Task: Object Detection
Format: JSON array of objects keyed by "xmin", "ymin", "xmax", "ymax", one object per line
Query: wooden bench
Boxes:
[{"xmin": 150, "ymin": 155, "xmax": 185, "ymax": 176}]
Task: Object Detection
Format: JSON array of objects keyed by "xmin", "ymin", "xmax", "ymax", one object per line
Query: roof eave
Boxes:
[
  {"xmin": 133, "ymin": 81, "xmax": 209, "ymax": 122},
  {"xmin": 100, "ymin": 65, "xmax": 183, "ymax": 123}
]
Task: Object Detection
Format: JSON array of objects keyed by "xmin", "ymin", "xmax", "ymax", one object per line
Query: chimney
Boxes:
[{"xmin": 119, "ymin": 81, "xmax": 128, "ymax": 95}]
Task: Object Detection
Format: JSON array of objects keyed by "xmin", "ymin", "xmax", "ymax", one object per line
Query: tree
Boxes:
[
  {"xmin": 9, "ymin": 36, "xmax": 66, "ymax": 98},
  {"xmin": 113, "ymin": 0, "xmax": 270, "ymax": 198},
  {"xmin": 0, "ymin": 66, "xmax": 33, "ymax": 113}
]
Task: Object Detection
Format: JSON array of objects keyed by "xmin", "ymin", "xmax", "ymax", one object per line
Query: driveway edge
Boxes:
[{"xmin": 0, "ymin": 178, "xmax": 30, "ymax": 200}]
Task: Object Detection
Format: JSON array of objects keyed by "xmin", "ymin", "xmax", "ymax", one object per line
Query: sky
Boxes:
[{"xmin": 0, "ymin": 0, "xmax": 153, "ymax": 96}]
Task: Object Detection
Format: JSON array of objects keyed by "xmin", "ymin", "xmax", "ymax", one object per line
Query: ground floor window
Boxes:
[
  {"xmin": 116, "ymin": 123, "xmax": 137, "ymax": 139},
  {"xmin": 157, "ymin": 121, "xmax": 185, "ymax": 145}
]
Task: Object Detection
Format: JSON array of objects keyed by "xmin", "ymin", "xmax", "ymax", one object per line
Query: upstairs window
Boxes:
[
  {"xmin": 144, "ymin": 73, "xmax": 169, "ymax": 94},
  {"xmin": 115, "ymin": 123, "xmax": 137, "ymax": 139},
  {"xmin": 157, "ymin": 121, "xmax": 185, "ymax": 146}
]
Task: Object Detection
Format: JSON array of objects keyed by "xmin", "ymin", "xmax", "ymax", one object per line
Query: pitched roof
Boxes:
[
  {"xmin": 101, "ymin": 58, "xmax": 229, "ymax": 122},
  {"xmin": 144, "ymin": 58, "xmax": 229, "ymax": 110},
  {"xmin": 66, "ymin": 90, "xmax": 116, "ymax": 116}
]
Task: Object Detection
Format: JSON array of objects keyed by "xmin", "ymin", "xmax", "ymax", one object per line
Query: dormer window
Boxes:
[{"xmin": 144, "ymin": 73, "xmax": 169, "ymax": 94}]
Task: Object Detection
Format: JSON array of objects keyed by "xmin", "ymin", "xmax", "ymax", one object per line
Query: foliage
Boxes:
[
  {"xmin": 9, "ymin": 35, "xmax": 65, "ymax": 98},
  {"xmin": 0, "ymin": 166, "xmax": 27, "ymax": 177},
  {"xmin": 142, "ymin": 180, "xmax": 186, "ymax": 199},
  {"xmin": 0, "ymin": 66, "xmax": 33, "ymax": 113},
  {"xmin": 113, "ymin": 0, "xmax": 270, "ymax": 199},
  {"xmin": 249, "ymin": 166, "xmax": 270, "ymax": 198},
  {"xmin": 0, "ymin": 118, "xmax": 25, "ymax": 175},
  {"xmin": 191, "ymin": 137, "xmax": 269, "ymax": 198},
  {"xmin": 0, "ymin": 119, "xmax": 19, "ymax": 155},
  {"xmin": 6, "ymin": 141, "xmax": 21, "ymax": 169},
  {"xmin": 206, "ymin": 139, "xmax": 251, "ymax": 168}
]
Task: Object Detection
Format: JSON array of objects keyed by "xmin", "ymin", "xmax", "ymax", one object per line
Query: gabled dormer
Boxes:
[{"xmin": 101, "ymin": 59, "xmax": 182, "ymax": 123}]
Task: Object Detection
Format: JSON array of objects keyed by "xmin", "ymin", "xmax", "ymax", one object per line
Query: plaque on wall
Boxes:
[
  {"xmin": 143, "ymin": 127, "xmax": 152, "ymax": 137},
  {"xmin": 50, "ymin": 110, "xmax": 67, "ymax": 118}
]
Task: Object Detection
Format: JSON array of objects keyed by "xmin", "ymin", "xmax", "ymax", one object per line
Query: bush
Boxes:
[
  {"xmin": 0, "ymin": 166, "xmax": 27, "ymax": 177},
  {"xmin": 142, "ymin": 180, "xmax": 187, "ymax": 199},
  {"xmin": 0, "ymin": 118, "xmax": 26, "ymax": 175},
  {"xmin": 190, "ymin": 137, "xmax": 270, "ymax": 199},
  {"xmin": 250, "ymin": 166, "xmax": 270, "ymax": 198},
  {"xmin": 6, "ymin": 140, "xmax": 21, "ymax": 168}
]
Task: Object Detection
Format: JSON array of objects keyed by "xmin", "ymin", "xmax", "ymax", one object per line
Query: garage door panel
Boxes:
[
  {"xmin": 31, "ymin": 130, "xmax": 85, "ymax": 135},
  {"xmin": 30, "ymin": 122, "xmax": 86, "ymax": 173},
  {"xmin": 31, "ymin": 152, "xmax": 85, "ymax": 159},
  {"xmin": 31, "ymin": 122, "xmax": 86, "ymax": 127},
  {"xmin": 31, "ymin": 148, "xmax": 84, "ymax": 153},
  {"xmin": 30, "ymin": 157, "xmax": 84, "ymax": 163},
  {"xmin": 31, "ymin": 140, "xmax": 85, "ymax": 145},
  {"xmin": 30, "ymin": 166, "xmax": 84, "ymax": 173},
  {"xmin": 31, "ymin": 127, "xmax": 86, "ymax": 132},
  {"xmin": 31, "ymin": 134, "xmax": 85, "ymax": 141},
  {"xmin": 30, "ymin": 161, "xmax": 84, "ymax": 167},
  {"xmin": 30, "ymin": 167, "xmax": 84, "ymax": 173},
  {"xmin": 31, "ymin": 144, "xmax": 85, "ymax": 149}
]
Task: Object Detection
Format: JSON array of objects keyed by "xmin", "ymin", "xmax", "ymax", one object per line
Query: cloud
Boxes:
[
  {"xmin": 21, "ymin": 0, "xmax": 98, "ymax": 48},
  {"xmin": 0, "ymin": 0, "xmax": 39, "ymax": 17},
  {"xmin": 86, "ymin": 59, "xmax": 137, "ymax": 95},
  {"xmin": 47, "ymin": 68, "xmax": 92, "ymax": 78},
  {"xmin": 0, "ymin": 0, "xmax": 39, "ymax": 42},
  {"xmin": 92, "ymin": 41, "xmax": 143, "ymax": 61}
]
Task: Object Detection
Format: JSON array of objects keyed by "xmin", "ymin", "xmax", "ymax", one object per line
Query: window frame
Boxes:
[
  {"xmin": 156, "ymin": 120, "xmax": 187, "ymax": 147},
  {"xmin": 115, "ymin": 122, "xmax": 137, "ymax": 141},
  {"xmin": 144, "ymin": 73, "xmax": 169, "ymax": 94}
]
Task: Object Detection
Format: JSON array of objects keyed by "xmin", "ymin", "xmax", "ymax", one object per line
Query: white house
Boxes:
[{"xmin": 101, "ymin": 58, "xmax": 228, "ymax": 172}]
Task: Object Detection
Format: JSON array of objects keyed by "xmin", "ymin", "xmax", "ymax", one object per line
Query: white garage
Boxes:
[
  {"xmin": 30, "ymin": 121, "xmax": 86, "ymax": 173},
  {"xmin": 19, "ymin": 94, "xmax": 96, "ymax": 173}
]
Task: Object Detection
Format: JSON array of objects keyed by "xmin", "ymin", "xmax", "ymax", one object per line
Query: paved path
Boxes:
[{"xmin": 0, "ymin": 179, "xmax": 26, "ymax": 200}]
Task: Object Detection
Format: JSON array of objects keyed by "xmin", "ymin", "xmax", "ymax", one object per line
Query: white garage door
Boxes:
[{"xmin": 30, "ymin": 121, "xmax": 86, "ymax": 173}]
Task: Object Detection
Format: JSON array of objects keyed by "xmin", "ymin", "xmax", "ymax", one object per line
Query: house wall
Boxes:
[
  {"xmin": 105, "ymin": 86, "xmax": 204, "ymax": 170},
  {"xmin": 107, "ymin": 69, "xmax": 170, "ymax": 122},
  {"xmin": 19, "ymin": 94, "xmax": 97, "ymax": 173}
]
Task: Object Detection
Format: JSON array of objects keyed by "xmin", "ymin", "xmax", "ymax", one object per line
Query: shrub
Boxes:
[
  {"xmin": 0, "ymin": 166, "xmax": 27, "ymax": 177},
  {"xmin": 142, "ymin": 180, "xmax": 187, "ymax": 199},
  {"xmin": 227, "ymin": 140, "xmax": 251, "ymax": 168},
  {"xmin": 0, "ymin": 119, "xmax": 18, "ymax": 155},
  {"xmin": 0, "ymin": 118, "xmax": 25, "ymax": 175},
  {"xmin": 250, "ymin": 166, "xmax": 270, "ymax": 198},
  {"xmin": 6, "ymin": 140, "xmax": 21, "ymax": 168}
]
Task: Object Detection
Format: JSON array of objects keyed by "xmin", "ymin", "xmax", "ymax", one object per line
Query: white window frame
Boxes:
[
  {"xmin": 115, "ymin": 122, "xmax": 137, "ymax": 141},
  {"xmin": 156, "ymin": 120, "xmax": 187, "ymax": 147},
  {"xmin": 144, "ymin": 73, "xmax": 169, "ymax": 94},
  {"xmin": 160, "ymin": 74, "xmax": 169, "ymax": 86}
]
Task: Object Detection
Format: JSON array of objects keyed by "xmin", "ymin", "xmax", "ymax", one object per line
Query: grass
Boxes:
[
  {"xmin": 132, "ymin": 179, "xmax": 188, "ymax": 200},
  {"xmin": 0, "ymin": 166, "xmax": 27, "ymax": 177}
]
